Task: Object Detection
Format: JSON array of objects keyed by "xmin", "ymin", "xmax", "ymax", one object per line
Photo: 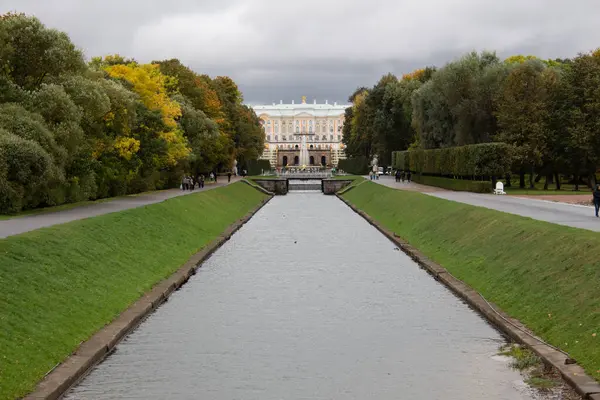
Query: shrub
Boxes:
[
  {"xmin": 0, "ymin": 130, "xmax": 55, "ymax": 212},
  {"xmin": 0, "ymin": 103, "xmax": 66, "ymax": 162},
  {"xmin": 339, "ymin": 156, "xmax": 369, "ymax": 175},
  {"xmin": 412, "ymin": 175, "xmax": 492, "ymax": 193},
  {"xmin": 246, "ymin": 159, "xmax": 271, "ymax": 176},
  {"xmin": 392, "ymin": 143, "xmax": 513, "ymax": 178}
]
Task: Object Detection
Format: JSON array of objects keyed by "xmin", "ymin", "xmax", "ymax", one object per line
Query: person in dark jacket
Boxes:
[{"xmin": 594, "ymin": 184, "xmax": 600, "ymax": 217}]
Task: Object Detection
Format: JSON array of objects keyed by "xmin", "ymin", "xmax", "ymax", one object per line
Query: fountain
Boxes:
[{"xmin": 298, "ymin": 132, "xmax": 310, "ymax": 167}]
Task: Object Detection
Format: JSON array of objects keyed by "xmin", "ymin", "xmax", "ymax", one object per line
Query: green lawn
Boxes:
[
  {"xmin": 342, "ymin": 182, "xmax": 600, "ymax": 380},
  {"xmin": 0, "ymin": 184, "xmax": 220, "ymax": 221},
  {"xmin": 0, "ymin": 182, "xmax": 266, "ymax": 400},
  {"xmin": 503, "ymin": 175, "xmax": 593, "ymax": 195}
]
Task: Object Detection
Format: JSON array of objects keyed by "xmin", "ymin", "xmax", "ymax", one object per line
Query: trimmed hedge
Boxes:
[
  {"xmin": 339, "ymin": 156, "xmax": 369, "ymax": 175},
  {"xmin": 412, "ymin": 175, "xmax": 492, "ymax": 193},
  {"xmin": 246, "ymin": 159, "xmax": 271, "ymax": 176},
  {"xmin": 392, "ymin": 143, "xmax": 513, "ymax": 178}
]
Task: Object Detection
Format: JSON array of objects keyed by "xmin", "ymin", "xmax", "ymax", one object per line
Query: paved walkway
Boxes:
[
  {"xmin": 0, "ymin": 178, "xmax": 240, "ymax": 239},
  {"xmin": 372, "ymin": 176, "xmax": 600, "ymax": 232}
]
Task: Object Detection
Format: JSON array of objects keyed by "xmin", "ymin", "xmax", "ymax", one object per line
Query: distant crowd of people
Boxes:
[
  {"xmin": 394, "ymin": 170, "xmax": 412, "ymax": 183},
  {"xmin": 181, "ymin": 169, "xmax": 249, "ymax": 191}
]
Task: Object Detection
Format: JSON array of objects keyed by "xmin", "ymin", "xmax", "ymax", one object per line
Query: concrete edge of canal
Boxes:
[
  {"xmin": 335, "ymin": 194, "xmax": 600, "ymax": 400},
  {"xmin": 24, "ymin": 194, "xmax": 275, "ymax": 400}
]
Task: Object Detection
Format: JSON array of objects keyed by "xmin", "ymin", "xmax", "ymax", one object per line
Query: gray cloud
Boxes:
[{"xmin": 2, "ymin": 0, "xmax": 600, "ymax": 103}]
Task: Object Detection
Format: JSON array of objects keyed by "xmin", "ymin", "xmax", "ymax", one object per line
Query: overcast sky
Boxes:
[{"xmin": 2, "ymin": 0, "xmax": 600, "ymax": 105}]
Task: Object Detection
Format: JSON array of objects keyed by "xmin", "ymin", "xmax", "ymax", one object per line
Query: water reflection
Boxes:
[{"xmin": 65, "ymin": 193, "xmax": 537, "ymax": 400}]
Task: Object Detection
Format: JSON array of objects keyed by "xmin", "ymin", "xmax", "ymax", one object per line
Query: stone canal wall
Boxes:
[
  {"xmin": 337, "ymin": 190, "xmax": 600, "ymax": 399},
  {"xmin": 322, "ymin": 179, "xmax": 353, "ymax": 195},
  {"xmin": 24, "ymin": 195, "xmax": 274, "ymax": 400},
  {"xmin": 253, "ymin": 179, "xmax": 289, "ymax": 195}
]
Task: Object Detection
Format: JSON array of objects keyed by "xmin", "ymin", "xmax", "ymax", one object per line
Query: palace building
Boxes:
[{"xmin": 253, "ymin": 96, "xmax": 350, "ymax": 168}]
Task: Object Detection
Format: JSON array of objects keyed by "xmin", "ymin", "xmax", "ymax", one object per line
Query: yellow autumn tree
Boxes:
[
  {"xmin": 104, "ymin": 63, "xmax": 190, "ymax": 166},
  {"xmin": 402, "ymin": 68, "xmax": 426, "ymax": 81}
]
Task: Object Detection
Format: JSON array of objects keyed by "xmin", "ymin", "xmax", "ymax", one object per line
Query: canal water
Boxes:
[{"xmin": 65, "ymin": 193, "xmax": 538, "ymax": 400}]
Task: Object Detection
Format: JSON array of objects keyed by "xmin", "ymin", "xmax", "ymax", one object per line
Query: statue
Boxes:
[{"xmin": 301, "ymin": 96, "xmax": 306, "ymax": 104}]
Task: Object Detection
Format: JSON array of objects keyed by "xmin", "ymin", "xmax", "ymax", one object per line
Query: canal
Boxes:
[{"xmin": 65, "ymin": 193, "xmax": 538, "ymax": 399}]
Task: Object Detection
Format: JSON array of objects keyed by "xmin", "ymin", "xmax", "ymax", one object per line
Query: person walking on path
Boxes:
[
  {"xmin": 214, "ymin": 172, "xmax": 218, "ymax": 183},
  {"xmin": 406, "ymin": 171, "xmax": 412, "ymax": 183},
  {"xmin": 593, "ymin": 184, "xmax": 600, "ymax": 217},
  {"xmin": 228, "ymin": 171, "xmax": 232, "ymax": 183},
  {"xmin": 199, "ymin": 174, "xmax": 205, "ymax": 189}
]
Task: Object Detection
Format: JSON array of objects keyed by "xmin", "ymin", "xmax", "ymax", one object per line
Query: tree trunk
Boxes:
[
  {"xmin": 492, "ymin": 175, "xmax": 497, "ymax": 190},
  {"xmin": 588, "ymin": 174, "xmax": 597, "ymax": 189},
  {"xmin": 505, "ymin": 173, "xmax": 512, "ymax": 187},
  {"xmin": 535, "ymin": 174, "xmax": 543, "ymax": 183},
  {"xmin": 554, "ymin": 173, "xmax": 561, "ymax": 190},
  {"xmin": 544, "ymin": 174, "xmax": 551, "ymax": 190},
  {"xmin": 529, "ymin": 167, "xmax": 535, "ymax": 189},
  {"xmin": 519, "ymin": 169, "xmax": 526, "ymax": 189},
  {"xmin": 574, "ymin": 174, "xmax": 579, "ymax": 191}
]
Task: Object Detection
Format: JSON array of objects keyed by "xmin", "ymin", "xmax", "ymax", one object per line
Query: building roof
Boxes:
[{"xmin": 253, "ymin": 100, "xmax": 350, "ymax": 118}]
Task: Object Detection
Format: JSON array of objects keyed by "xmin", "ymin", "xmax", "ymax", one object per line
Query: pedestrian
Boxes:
[
  {"xmin": 209, "ymin": 172, "xmax": 214, "ymax": 181},
  {"xmin": 214, "ymin": 172, "xmax": 218, "ymax": 183},
  {"xmin": 395, "ymin": 170, "xmax": 400, "ymax": 182},
  {"xmin": 181, "ymin": 175, "xmax": 186, "ymax": 190},
  {"xmin": 228, "ymin": 171, "xmax": 232, "ymax": 183},
  {"xmin": 593, "ymin": 184, "xmax": 600, "ymax": 217},
  {"xmin": 407, "ymin": 171, "xmax": 412, "ymax": 183},
  {"xmin": 200, "ymin": 174, "xmax": 205, "ymax": 188}
]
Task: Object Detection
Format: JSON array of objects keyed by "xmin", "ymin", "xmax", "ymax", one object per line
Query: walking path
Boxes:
[
  {"xmin": 0, "ymin": 178, "xmax": 240, "ymax": 239},
  {"xmin": 372, "ymin": 176, "xmax": 600, "ymax": 232}
]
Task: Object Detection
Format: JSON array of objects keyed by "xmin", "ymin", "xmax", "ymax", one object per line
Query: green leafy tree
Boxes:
[{"xmin": 0, "ymin": 13, "xmax": 86, "ymax": 89}]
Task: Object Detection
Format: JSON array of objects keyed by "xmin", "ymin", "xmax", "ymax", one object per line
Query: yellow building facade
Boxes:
[{"xmin": 253, "ymin": 97, "xmax": 349, "ymax": 168}]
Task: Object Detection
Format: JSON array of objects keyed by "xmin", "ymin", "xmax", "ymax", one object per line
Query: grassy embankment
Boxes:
[
  {"xmin": 0, "ymin": 182, "xmax": 267, "ymax": 400},
  {"xmin": 341, "ymin": 182, "xmax": 600, "ymax": 380},
  {"xmin": 0, "ymin": 183, "xmax": 218, "ymax": 221}
]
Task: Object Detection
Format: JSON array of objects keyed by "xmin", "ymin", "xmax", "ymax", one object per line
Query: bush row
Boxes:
[
  {"xmin": 339, "ymin": 156, "xmax": 369, "ymax": 175},
  {"xmin": 412, "ymin": 175, "xmax": 492, "ymax": 193},
  {"xmin": 392, "ymin": 143, "xmax": 513, "ymax": 178},
  {"xmin": 246, "ymin": 159, "xmax": 271, "ymax": 176}
]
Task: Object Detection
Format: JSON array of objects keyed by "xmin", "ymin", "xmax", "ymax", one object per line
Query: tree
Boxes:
[
  {"xmin": 563, "ymin": 50, "xmax": 600, "ymax": 189},
  {"xmin": 104, "ymin": 62, "xmax": 190, "ymax": 167},
  {"xmin": 0, "ymin": 13, "xmax": 86, "ymax": 89},
  {"xmin": 495, "ymin": 60, "xmax": 555, "ymax": 188}
]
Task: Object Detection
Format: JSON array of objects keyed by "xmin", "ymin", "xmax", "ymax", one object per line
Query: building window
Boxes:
[
  {"xmin": 337, "ymin": 135, "xmax": 341, "ymax": 141},
  {"xmin": 330, "ymin": 135, "xmax": 333, "ymax": 141},
  {"xmin": 275, "ymin": 135, "xmax": 278, "ymax": 141},
  {"xmin": 315, "ymin": 135, "xmax": 319, "ymax": 141},
  {"xmin": 309, "ymin": 126, "xmax": 312, "ymax": 133},
  {"xmin": 322, "ymin": 135, "xmax": 327, "ymax": 140},
  {"xmin": 296, "ymin": 127, "xmax": 299, "ymax": 133},
  {"xmin": 267, "ymin": 135, "xmax": 271, "ymax": 141}
]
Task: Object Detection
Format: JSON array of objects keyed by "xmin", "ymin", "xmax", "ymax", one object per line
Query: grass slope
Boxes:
[
  {"xmin": 342, "ymin": 182, "xmax": 600, "ymax": 380},
  {"xmin": 0, "ymin": 182, "xmax": 266, "ymax": 400}
]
